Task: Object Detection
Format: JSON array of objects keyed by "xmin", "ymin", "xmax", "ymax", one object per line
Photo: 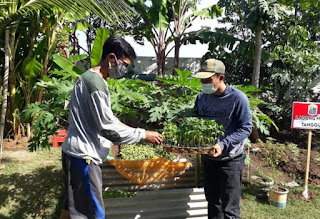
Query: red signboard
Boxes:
[{"xmin": 291, "ymin": 102, "xmax": 320, "ymax": 129}]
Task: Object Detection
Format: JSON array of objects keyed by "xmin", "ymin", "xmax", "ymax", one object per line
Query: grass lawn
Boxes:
[
  {"xmin": 0, "ymin": 146, "xmax": 319, "ymax": 218},
  {"xmin": 0, "ymin": 148, "xmax": 63, "ymax": 219},
  {"xmin": 241, "ymin": 184, "xmax": 320, "ymax": 219}
]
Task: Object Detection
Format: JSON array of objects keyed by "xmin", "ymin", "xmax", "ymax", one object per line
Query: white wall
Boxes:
[{"xmin": 132, "ymin": 56, "xmax": 202, "ymax": 75}]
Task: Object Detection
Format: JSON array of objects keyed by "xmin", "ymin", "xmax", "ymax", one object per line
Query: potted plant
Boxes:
[{"xmin": 269, "ymin": 185, "xmax": 289, "ymax": 207}]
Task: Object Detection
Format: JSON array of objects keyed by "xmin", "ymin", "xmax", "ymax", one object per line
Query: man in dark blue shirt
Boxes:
[{"xmin": 194, "ymin": 58, "xmax": 252, "ymax": 219}]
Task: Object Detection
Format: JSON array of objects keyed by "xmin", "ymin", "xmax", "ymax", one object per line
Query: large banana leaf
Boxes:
[
  {"xmin": 21, "ymin": 56, "xmax": 42, "ymax": 79},
  {"xmin": 52, "ymin": 54, "xmax": 83, "ymax": 76},
  {"xmin": 126, "ymin": 0, "xmax": 171, "ymax": 30},
  {"xmin": 90, "ymin": 28, "xmax": 110, "ymax": 67},
  {"xmin": 193, "ymin": 5, "xmax": 222, "ymax": 18},
  {"xmin": 68, "ymin": 54, "xmax": 88, "ymax": 63}
]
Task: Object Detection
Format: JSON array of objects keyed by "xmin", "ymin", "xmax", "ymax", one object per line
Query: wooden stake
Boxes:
[{"xmin": 302, "ymin": 129, "xmax": 312, "ymax": 200}]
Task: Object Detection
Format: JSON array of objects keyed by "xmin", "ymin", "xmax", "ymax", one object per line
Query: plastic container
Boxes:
[{"xmin": 269, "ymin": 187, "xmax": 289, "ymax": 207}]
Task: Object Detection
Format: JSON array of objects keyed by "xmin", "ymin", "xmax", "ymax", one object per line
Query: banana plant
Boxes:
[
  {"xmin": 169, "ymin": 0, "xmax": 222, "ymax": 71},
  {"xmin": 125, "ymin": 0, "xmax": 173, "ymax": 75},
  {"xmin": 126, "ymin": 0, "xmax": 222, "ymax": 75}
]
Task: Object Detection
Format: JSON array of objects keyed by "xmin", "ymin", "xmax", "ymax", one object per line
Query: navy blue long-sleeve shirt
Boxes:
[{"xmin": 195, "ymin": 86, "xmax": 252, "ymax": 161}]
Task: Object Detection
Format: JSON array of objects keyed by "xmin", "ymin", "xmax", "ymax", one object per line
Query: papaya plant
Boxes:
[
  {"xmin": 162, "ymin": 117, "xmax": 224, "ymax": 148},
  {"xmin": 21, "ymin": 76, "xmax": 75, "ymax": 151}
]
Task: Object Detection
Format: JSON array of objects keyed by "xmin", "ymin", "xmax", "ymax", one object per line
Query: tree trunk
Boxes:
[
  {"xmin": 161, "ymin": 53, "xmax": 166, "ymax": 75},
  {"xmin": 7, "ymin": 29, "xmax": 20, "ymax": 141},
  {"xmin": 173, "ymin": 39, "xmax": 181, "ymax": 75},
  {"xmin": 251, "ymin": 27, "xmax": 262, "ymax": 88},
  {"xmin": 13, "ymin": 109, "xmax": 21, "ymax": 140},
  {"xmin": 37, "ymin": 48, "xmax": 50, "ymax": 102},
  {"xmin": 156, "ymin": 49, "xmax": 166, "ymax": 76},
  {"xmin": 157, "ymin": 54, "xmax": 163, "ymax": 76},
  {"xmin": 38, "ymin": 29, "xmax": 56, "ymax": 102},
  {"xmin": 26, "ymin": 123, "xmax": 31, "ymax": 138},
  {"xmin": 1, "ymin": 29, "xmax": 10, "ymax": 161},
  {"xmin": 250, "ymin": 27, "xmax": 263, "ymax": 142}
]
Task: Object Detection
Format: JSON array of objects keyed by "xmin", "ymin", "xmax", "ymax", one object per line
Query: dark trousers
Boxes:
[
  {"xmin": 203, "ymin": 154, "xmax": 245, "ymax": 219},
  {"xmin": 62, "ymin": 152, "xmax": 105, "ymax": 219}
]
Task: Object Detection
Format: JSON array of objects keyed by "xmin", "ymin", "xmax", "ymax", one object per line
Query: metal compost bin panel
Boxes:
[
  {"xmin": 101, "ymin": 162, "xmax": 204, "ymax": 191},
  {"xmin": 104, "ymin": 188, "xmax": 208, "ymax": 219}
]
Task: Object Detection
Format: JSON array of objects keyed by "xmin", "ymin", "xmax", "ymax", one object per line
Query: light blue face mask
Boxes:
[
  {"xmin": 201, "ymin": 83, "xmax": 218, "ymax": 94},
  {"xmin": 109, "ymin": 57, "xmax": 127, "ymax": 79},
  {"xmin": 201, "ymin": 75, "xmax": 221, "ymax": 94}
]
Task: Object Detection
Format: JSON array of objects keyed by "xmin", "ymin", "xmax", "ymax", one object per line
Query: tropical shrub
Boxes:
[
  {"xmin": 21, "ymin": 75, "xmax": 76, "ymax": 151},
  {"xmin": 235, "ymin": 85, "xmax": 279, "ymax": 135}
]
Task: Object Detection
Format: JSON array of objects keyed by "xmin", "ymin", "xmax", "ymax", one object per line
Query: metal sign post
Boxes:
[{"xmin": 291, "ymin": 102, "xmax": 320, "ymax": 200}]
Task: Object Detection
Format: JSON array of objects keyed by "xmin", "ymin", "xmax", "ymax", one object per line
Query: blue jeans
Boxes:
[{"xmin": 203, "ymin": 153, "xmax": 245, "ymax": 219}]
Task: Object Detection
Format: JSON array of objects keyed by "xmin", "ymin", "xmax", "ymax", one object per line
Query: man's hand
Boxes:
[
  {"xmin": 145, "ymin": 131, "xmax": 163, "ymax": 145},
  {"xmin": 208, "ymin": 143, "xmax": 222, "ymax": 157}
]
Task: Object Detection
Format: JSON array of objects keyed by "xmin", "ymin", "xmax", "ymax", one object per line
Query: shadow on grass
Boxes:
[
  {"xmin": 242, "ymin": 182, "xmax": 270, "ymax": 205},
  {"xmin": 0, "ymin": 166, "xmax": 64, "ymax": 219}
]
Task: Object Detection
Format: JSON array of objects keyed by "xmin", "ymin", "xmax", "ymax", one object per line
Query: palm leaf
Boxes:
[{"xmin": 0, "ymin": 0, "xmax": 136, "ymax": 30}]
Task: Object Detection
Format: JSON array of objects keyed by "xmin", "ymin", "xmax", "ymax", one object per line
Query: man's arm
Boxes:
[
  {"xmin": 117, "ymin": 122, "xmax": 163, "ymax": 144},
  {"xmin": 89, "ymin": 91, "xmax": 162, "ymax": 145},
  {"xmin": 215, "ymin": 92, "xmax": 252, "ymax": 153}
]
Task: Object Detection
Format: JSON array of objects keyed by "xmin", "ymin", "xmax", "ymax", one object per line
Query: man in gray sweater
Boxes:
[
  {"xmin": 61, "ymin": 36, "xmax": 163, "ymax": 219},
  {"xmin": 193, "ymin": 59, "xmax": 252, "ymax": 219}
]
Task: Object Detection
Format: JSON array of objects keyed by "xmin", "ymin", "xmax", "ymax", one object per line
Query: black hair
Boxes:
[{"xmin": 100, "ymin": 36, "xmax": 136, "ymax": 62}]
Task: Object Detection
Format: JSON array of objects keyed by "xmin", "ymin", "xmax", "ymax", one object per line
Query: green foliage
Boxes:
[
  {"xmin": 107, "ymin": 69, "xmax": 201, "ymax": 126},
  {"xmin": 264, "ymin": 24, "xmax": 320, "ymax": 126},
  {"xmin": 22, "ymin": 102, "xmax": 57, "ymax": 151},
  {"xmin": 287, "ymin": 142, "xmax": 299, "ymax": 158},
  {"xmin": 162, "ymin": 117, "xmax": 224, "ymax": 147},
  {"xmin": 90, "ymin": 28, "xmax": 110, "ymax": 67},
  {"xmin": 120, "ymin": 144, "xmax": 175, "ymax": 161},
  {"xmin": 107, "ymin": 77, "xmax": 155, "ymax": 124},
  {"xmin": 245, "ymin": 0, "xmax": 286, "ymax": 30},
  {"xmin": 0, "ymin": 0, "xmax": 134, "ymax": 31},
  {"xmin": 108, "ymin": 71, "xmax": 277, "ymax": 139},
  {"xmin": 125, "ymin": 0, "xmax": 221, "ymax": 74},
  {"xmin": 161, "ymin": 121, "xmax": 178, "ymax": 145},
  {"xmin": 22, "ymin": 65, "xmax": 278, "ymax": 151},
  {"xmin": 21, "ymin": 77, "xmax": 75, "ymax": 151},
  {"xmin": 260, "ymin": 137, "xmax": 299, "ymax": 169},
  {"xmin": 52, "ymin": 54, "xmax": 83, "ymax": 76},
  {"xmin": 21, "ymin": 56, "xmax": 42, "ymax": 80},
  {"xmin": 235, "ymin": 85, "xmax": 278, "ymax": 135}
]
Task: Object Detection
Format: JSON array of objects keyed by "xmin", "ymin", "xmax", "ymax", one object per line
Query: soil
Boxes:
[
  {"xmin": 0, "ymin": 137, "xmax": 34, "ymax": 167},
  {"xmin": 247, "ymin": 129, "xmax": 320, "ymax": 186},
  {"xmin": 2, "ymin": 137, "xmax": 30, "ymax": 152},
  {"xmin": 1, "ymin": 133, "xmax": 320, "ymax": 187}
]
